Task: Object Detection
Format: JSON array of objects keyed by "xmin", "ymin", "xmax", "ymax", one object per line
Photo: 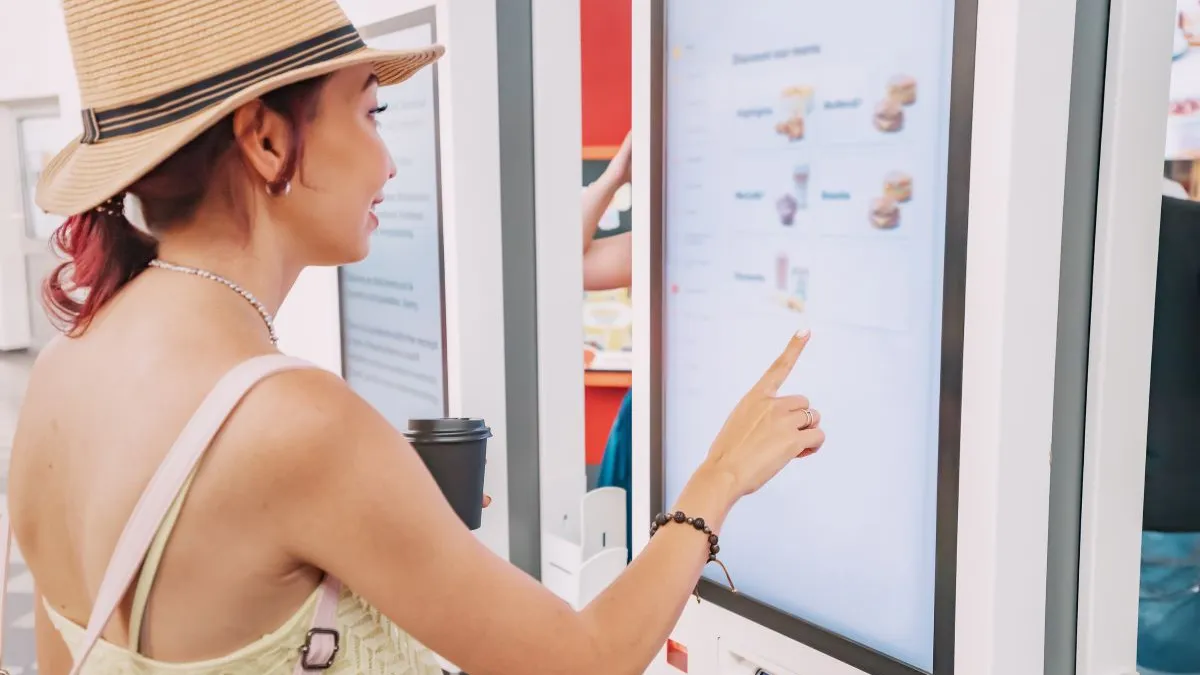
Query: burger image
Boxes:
[
  {"xmin": 884, "ymin": 171, "xmax": 913, "ymax": 203},
  {"xmin": 887, "ymin": 74, "xmax": 917, "ymax": 106},
  {"xmin": 870, "ymin": 197, "xmax": 901, "ymax": 230},
  {"xmin": 873, "ymin": 99, "xmax": 904, "ymax": 133}
]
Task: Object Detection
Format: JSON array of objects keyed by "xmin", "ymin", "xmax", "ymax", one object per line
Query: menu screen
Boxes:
[
  {"xmin": 661, "ymin": 1, "xmax": 956, "ymax": 669},
  {"xmin": 339, "ymin": 16, "xmax": 447, "ymax": 427}
]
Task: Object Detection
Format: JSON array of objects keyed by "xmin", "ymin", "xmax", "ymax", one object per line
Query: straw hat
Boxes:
[{"xmin": 35, "ymin": 0, "xmax": 444, "ymax": 217}]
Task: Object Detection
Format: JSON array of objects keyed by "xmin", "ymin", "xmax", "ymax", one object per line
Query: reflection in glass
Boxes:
[
  {"xmin": 1137, "ymin": 11, "xmax": 1200, "ymax": 660},
  {"xmin": 1139, "ymin": 193, "xmax": 1200, "ymax": 674}
]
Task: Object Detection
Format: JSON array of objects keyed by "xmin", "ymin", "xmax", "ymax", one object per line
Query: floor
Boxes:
[{"xmin": 1, "ymin": 349, "xmax": 38, "ymax": 674}]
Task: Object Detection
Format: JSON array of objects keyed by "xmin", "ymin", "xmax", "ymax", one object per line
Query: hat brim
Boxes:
[{"xmin": 35, "ymin": 44, "xmax": 444, "ymax": 217}]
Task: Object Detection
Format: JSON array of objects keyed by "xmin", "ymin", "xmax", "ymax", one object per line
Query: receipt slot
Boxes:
[{"xmin": 718, "ymin": 642, "xmax": 796, "ymax": 675}]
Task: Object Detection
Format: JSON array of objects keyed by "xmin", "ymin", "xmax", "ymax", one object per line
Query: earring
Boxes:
[{"xmin": 266, "ymin": 181, "xmax": 291, "ymax": 197}]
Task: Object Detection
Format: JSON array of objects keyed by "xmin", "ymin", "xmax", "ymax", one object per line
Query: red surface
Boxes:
[
  {"xmin": 581, "ymin": 0, "xmax": 632, "ymax": 467},
  {"xmin": 580, "ymin": 0, "xmax": 632, "ymax": 149},
  {"xmin": 584, "ymin": 384, "xmax": 628, "ymax": 465}
]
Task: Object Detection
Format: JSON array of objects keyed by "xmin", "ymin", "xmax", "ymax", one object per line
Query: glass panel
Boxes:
[
  {"xmin": 17, "ymin": 115, "xmax": 62, "ymax": 241},
  {"xmin": 1138, "ymin": 6, "xmax": 1200, "ymax": 672}
]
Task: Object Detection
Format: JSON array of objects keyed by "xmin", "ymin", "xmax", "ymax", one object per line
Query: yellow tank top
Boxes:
[
  {"xmin": 43, "ymin": 355, "xmax": 444, "ymax": 675},
  {"xmin": 45, "ymin": 588, "xmax": 443, "ymax": 675}
]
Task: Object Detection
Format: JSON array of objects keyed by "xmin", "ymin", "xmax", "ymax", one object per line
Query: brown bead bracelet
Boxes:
[{"xmin": 650, "ymin": 511, "xmax": 737, "ymax": 599}]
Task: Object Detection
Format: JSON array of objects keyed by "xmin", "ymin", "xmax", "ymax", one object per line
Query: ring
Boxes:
[{"xmin": 798, "ymin": 408, "xmax": 815, "ymax": 430}]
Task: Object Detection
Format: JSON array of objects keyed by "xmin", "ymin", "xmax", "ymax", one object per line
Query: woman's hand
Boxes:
[
  {"xmin": 702, "ymin": 330, "xmax": 823, "ymax": 497},
  {"xmin": 483, "ymin": 494, "xmax": 492, "ymax": 508}
]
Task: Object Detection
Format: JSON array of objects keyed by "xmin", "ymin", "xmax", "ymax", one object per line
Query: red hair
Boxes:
[{"xmin": 44, "ymin": 76, "xmax": 329, "ymax": 336}]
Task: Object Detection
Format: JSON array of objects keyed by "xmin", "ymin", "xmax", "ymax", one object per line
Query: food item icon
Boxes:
[
  {"xmin": 776, "ymin": 254, "xmax": 789, "ymax": 291},
  {"xmin": 776, "ymin": 193, "xmax": 799, "ymax": 225},
  {"xmin": 1183, "ymin": 7, "xmax": 1200, "ymax": 47},
  {"xmin": 775, "ymin": 116, "xmax": 806, "ymax": 141},
  {"xmin": 786, "ymin": 268, "xmax": 809, "ymax": 312},
  {"xmin": 792, "ymin": 164, "xmax": 811, "ymax": 209},
  {"xmin": 870, "ymin": 197, "xmax": 901, "ymax": 230},
  {"xmin": 874, "ymin": 99, "xmax": 904, "ymax": 133},
  {"xmin": 775, "ymin": 85, "xmax": 814, "ymax": 142},
  {"xmin": 887, "ymin": 74, "xmax": 917, "ymax": 106},
  {"xmin": 884, "ymin": 171, "xmax": 913, "ymax": 203},
  {"xmin": 781, "ymin": 85, "xmax": 816, "ymax": 116}
]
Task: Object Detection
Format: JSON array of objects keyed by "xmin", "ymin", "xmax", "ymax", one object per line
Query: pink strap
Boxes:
[
  {"xmin": 44, "ymin": 354, "xmax": 341, "ymax": 675},
  {"xmin": 297, "ymin": 578, "xmax": 343, "ymax": 672}
]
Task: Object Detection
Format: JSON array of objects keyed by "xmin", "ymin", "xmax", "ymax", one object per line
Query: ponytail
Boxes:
[{"xmin": 43, "ymin": 197, "xmax": 158, "ymax": 336}]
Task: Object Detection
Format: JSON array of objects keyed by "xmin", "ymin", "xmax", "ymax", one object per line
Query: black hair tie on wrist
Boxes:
[{"xmin": 650, "ymin": 510, "xmax": 736, "ymax": 602}]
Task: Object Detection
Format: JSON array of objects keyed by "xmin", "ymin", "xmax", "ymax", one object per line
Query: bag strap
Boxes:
[{"xmin": 50, "ymin": 354, "xmax": 339, "ymax": 675}]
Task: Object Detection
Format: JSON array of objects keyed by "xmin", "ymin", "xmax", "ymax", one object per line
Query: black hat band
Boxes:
[{"xmin": 80, "ymin": 24, "xmax": 365, "ymax": 144}]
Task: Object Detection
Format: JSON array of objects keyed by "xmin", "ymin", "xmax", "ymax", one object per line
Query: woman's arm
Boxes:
[
  {"xmin": 581, "ymin": 175, "xmax": 624, "ymax": 255},
  {"xmin": 247, "ymin": 332, "xmax": 817, "ymax": 675},
  {"xmin": 250, "ymin": 368, "xmax": 736, "ymax": 675},
  {"xmin": 582, "ymin": 132, "xmax": 631, "ymax": 255},
  {"xmin": 583, "ymin": 232, "xmax": 632, "ymax": 291}
]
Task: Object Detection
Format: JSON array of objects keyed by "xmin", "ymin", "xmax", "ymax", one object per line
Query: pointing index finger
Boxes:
[{"xmin": 757, "ymin": 330, "xmax": 810, "ymax": 396}]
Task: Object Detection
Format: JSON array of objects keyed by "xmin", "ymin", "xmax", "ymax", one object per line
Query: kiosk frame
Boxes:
[
  {"xmin": 1073, "ymin": 0, "xmax": 1178, "ymax": 672},
  {"xmin": 641, "ymin": 1, "xmax": 975, "ymax": 672},
  {"xmin": 633, "ymin": 0, "xmax": 1089, "ymax": 669}
]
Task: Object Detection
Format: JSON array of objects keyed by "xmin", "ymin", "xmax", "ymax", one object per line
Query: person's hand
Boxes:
[
  {"xmin": 483, "ymin": 494, "xmax": 493, "ymax": 508},
  {"xmin": 702, "ymin": 330, "xmax": 823, "ymax": 497},
  {"xmin": 604, "ymin": 131, "xmax": 633, "ymax": 186}
]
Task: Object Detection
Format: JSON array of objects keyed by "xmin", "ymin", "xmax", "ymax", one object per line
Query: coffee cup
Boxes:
[{"xmin": 403, "ymin": 418, "xmax": 492, "ymax": 530}]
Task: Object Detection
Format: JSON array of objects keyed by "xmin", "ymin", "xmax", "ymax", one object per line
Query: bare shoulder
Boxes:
[
  {"xmin": 220, "ymin": 363, "xmax": 402, "ymax": 491},
  {"xmin": 237, "ymin": 365, "xmax": 356, "ymax": 434}
]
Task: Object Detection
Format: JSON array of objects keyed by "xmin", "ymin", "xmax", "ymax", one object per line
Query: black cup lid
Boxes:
[
  {"xmin": 404, "ymin": 418, "xmax": 493, "ymax": 443},
  {"xmin": 407, "ymin": 418, "xmax": 488, "ymax": 434}
]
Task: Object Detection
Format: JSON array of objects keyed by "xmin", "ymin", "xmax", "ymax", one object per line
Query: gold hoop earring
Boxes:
[{"xmin": 266, "ymin": 181, "xmax": 291, "ymax": 197}]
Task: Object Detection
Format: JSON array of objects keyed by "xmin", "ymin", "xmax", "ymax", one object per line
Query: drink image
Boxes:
[
  {"xmin": 793, "ymin": 165, "xmax": 811, "ymax": 209},
  {"xmin": 776, "ymin": 193, "xmax": 798, "ymax": 226},
  {"xmin": 403, "ymin": 418, "xmax": 492, "ymax": 530},
  {"xmin": 787, "ymin": 267, "xmax": 809, "ymax": 312},
  {"xmin": 776, "ymin": 254, "xmax": 790, "ymax": 291}
]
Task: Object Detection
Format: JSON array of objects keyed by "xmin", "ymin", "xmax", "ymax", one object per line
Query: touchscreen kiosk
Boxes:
[
  {"xmin": 653, "ymin": 0, "xmax": 970, "ymax": 672},
  {"xmin": 338, "ymin": 9, "xmax": 448, "ymax": 426}
]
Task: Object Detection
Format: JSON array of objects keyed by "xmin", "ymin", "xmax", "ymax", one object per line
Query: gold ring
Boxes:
[{"xmin": 799, "ymin": 408, "xmax": 815, "ymax": 430}]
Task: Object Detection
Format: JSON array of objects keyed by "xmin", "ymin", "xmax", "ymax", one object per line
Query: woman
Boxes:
[{"xmin": 6, "ymin": 2, "xmax": 824, "ymax": 674}]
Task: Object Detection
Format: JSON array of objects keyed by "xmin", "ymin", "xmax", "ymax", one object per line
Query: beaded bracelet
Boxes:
[{"xmin": 651, "ymin": 511, "xmax": 737, "ymax": 599}]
